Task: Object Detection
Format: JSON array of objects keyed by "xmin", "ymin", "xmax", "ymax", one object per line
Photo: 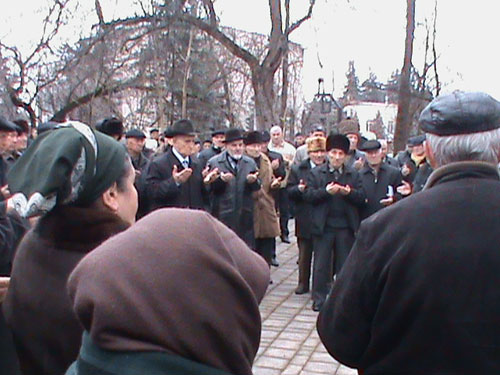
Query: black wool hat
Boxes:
[
  {"xmin": 224, "ymin": 128, "xmax": 244, "ymax": 144},
  {"xmin": 419, "ymin": 91, "xmax": 500, "ymax": 136},
  {"xmin": 359, "ymin": 139, "xmax": 381, "ymax": 152},
  {"xmin": 244, "ymin": 131, "xmax": 262, "ymax": 145},
  {"xmin": 149, "ymin": 128, "xmax": 159, "ymax": 133},
  {"xmin": 96, "ymin": 117, "xmax": 124, "ymax": 137},
  {"xmin": 326, "ymin": 134, "xmax": 350, "ymax": 153},
  {"xmin": 125, "ymin": 129, "xmax": 146, "ymax": 139},
  {"xmin": 169, "ymin": 119, "xmax": 196, "ymax": 137},
  {"xmin": 261, "ymin": 130, "xmax": 271, "ymax": 142},
  {"xmin": 211, "ymin": 128, "xmax": 226, "ymax": 137},
  {"xmin": 408, "ymin": 134, "xmax": 426, "ymax": 146},
  {"xmin": 0, "ymin": 115, "xmax": 17, "ymax": 132}
]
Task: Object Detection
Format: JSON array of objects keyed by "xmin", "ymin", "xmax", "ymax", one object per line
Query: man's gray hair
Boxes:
[{"xmin": 426, "ymin": 127, "xmax": 500, "ymax": 167}]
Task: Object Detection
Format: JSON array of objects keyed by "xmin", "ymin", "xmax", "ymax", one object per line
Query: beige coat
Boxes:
[{"xmin": 253, "ymin": 153, "xmax": 280, "ymax": 239}]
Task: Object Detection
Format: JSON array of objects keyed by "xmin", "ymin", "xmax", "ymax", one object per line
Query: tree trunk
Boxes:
[
  {"xmin": 252, "ymin": 67, "xmax": 278, "ymax": 131},
  {"xmin": 182, "ymin": 28, "xmax": 194, "ymax": 119},
  {"xmin": 393, "ymin": 0, "xmax": 416, "ymax": 153}
]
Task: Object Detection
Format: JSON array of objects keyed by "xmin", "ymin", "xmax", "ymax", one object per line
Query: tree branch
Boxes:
[{"xmin": 287, "ymin": 0, "xmax": 316, "ymax": 35}]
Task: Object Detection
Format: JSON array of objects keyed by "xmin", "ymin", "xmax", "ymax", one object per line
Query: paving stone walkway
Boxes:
[{"xmin": 253, "ymin": 230, "xmax": 357, "ymax": 375}]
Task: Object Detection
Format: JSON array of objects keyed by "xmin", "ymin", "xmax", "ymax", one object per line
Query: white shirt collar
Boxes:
[{"xmin": 172, "ymin": 147, "xmax": 189, "ymax": 165}]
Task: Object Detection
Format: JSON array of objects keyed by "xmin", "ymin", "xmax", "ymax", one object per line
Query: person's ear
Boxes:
[
  {"xmin": 424, "ymin": 140, "xmax": 437, "ymax": 169},
  {"xmin": 101, "ymin": 182, "xmax": 119, "ymax": 213}
]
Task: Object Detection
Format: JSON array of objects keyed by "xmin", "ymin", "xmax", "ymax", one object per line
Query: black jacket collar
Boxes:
[{"xmin": 424, "ymin": 161, "xmax": 500, "ymax": 190}]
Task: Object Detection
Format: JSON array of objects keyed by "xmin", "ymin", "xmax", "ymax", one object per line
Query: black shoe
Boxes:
[
  {"xmin": 295, "ymin": 285, "xmax": 309, "ymax": 295},
  {"xmin": 312, "ymin": 302, "xmax": 323, "ymax": 312},
  {"xmin": 280, "ymin": 235, "xmax": 291, "ymax": 244},
  {"xmin": 271, "ymin": 257, "xmax": 279, "ymax": 267}
]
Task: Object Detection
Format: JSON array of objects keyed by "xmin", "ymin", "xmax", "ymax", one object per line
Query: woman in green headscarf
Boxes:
[{"xmin": 2, "ymin": 121, "xmax": 138, "ymax": 375}]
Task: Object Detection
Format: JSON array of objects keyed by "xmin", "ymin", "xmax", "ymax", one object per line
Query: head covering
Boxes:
[
  {"xmin": 338, "ymin": 117, "xmax": 360, "ymax": 136},
  {"xmin": 224, "ymin": 128, "xmax": 244, "ymax": 143},
  {"xmin": 0, "ymin": 115, "xmax": 17, "ymax": 132},
  {"xmin": 359, "ymin": 139, "xmax": 381, "ymax": 152},
  {"xmin": 125, "ymin": 128, "xmax": 146, "ymax": 139},
  {"xmin": 96, "ymin": 117, "xmax": 124, "ymax": 137},
  {"xmin": 244, "ymin": 131, "xmax": 262, "ymax": 145},
  {"xmin": 169, "ymin": 119, "xmax": 196, "ymax": 136},
  {"xmin": 311, "ymin": 124, "xmax": 326, "ymax": 134},
  {"xmin": 306, "ymin": 136, "xmax": 326, "ymax": 152},
  {"xmin": 408, "ymin": 134, "xmax": 426, "ymax": 146},
  {"xmin": 8, "ymin": 121, "xmax": 127, "ymax": 218},
  {"xmin": 261, "ymin": 130, "xmax": 271, "ymax": 143},
  {"xmin": 211, "ymin": 128, "xmax": 226, "ymax": 137},
  {"xmin": 419, "ymin": 91, "xmax": 500, "ymax": 135},
  {"xmin": 68, "ymin": 208, "xmax": 270, "ymax": 375},
  {"xmin": 326, "ymin": 134, "xmax": 350, "ymax": 153}
]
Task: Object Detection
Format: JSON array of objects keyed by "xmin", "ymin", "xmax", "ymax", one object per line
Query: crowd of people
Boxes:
[{"xmin": 1, "ymin": 90, "xmax": 500, "ymax": 374}]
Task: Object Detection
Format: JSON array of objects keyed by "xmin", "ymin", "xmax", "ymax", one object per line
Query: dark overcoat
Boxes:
[
  {"xmin": 207, "ymin": 151, "xmax": 260, "ymax": 247},
  {"xmin": 359, "ymin": 162, "xmax": 402, "ymax": 220},
  {"xmin": 197, "ymin": 145, "xmax": 222, "ymax": 168},
  {"xmin": 317, "ymin": 161, "xmax": 500, "ymax": 374},
  {"xmin": 412, "ymin": 160, "xmax": 433, "ymax": 193},
  {"xmin": 305, "ymin": 163, "xmax": 366, "ymax": 235},
  {"xmin": 145, "ymin": 148, "xmax": 207, "ymax": 211},
  {"xmin": 2, "ymin": 206, "xmax": 128, "ymax": 375},
  {"xmin": 287, "ymin": 159, "xmax": 315, "ymax": 239}
]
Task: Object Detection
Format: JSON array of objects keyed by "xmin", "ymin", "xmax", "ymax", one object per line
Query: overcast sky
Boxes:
[{"xmin": 2, "ymin": 0, "xmax": 500, "ymax": 101}]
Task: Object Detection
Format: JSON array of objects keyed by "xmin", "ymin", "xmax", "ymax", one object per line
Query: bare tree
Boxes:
[{"xmin": 393, "ymin": 0, "xmax": 416, "ymax": 153}]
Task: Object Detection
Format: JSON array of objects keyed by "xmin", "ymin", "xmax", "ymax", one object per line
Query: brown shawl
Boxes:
[{"xmin": 68, "ymin": 208, "xmax": 270, "ymax": 375}]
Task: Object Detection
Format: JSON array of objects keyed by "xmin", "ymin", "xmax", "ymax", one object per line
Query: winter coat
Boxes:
[
  {"xmin": 2, "ymin": 206, "xmax": 129, "ymax": 375},
  {"xmin": 252, "ymin": 153, "xmax": 280, "ymax": 239},
  {"xmin": 197, "ymin": 145, "xmax": 223, "ymax": 168},
  {"xmin": 317, "ymin": 161, "xmax": 500, "ymax": 374},
  {"xmin": 359, "ymin": 162, "xmax": 402, "ymax": 220},
  {"xmin": 207, "ymin": 151, "xmax": 260, "ymax": 248},
  {"xmin": 145, "ymin": 148, "xmax": 207, "ymax": 211},
  {"xmin": 305, "ymin": 163, "xmax": 366, "ymax": 235},
  {"xmin": 287, "ymin": 159, "xmax": 317, "ymax": 239}
]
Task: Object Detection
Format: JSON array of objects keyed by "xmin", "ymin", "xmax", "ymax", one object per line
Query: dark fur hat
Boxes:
[{"xmin": 326, "ymin": 134, "xmax": 350, "ymax": 153}]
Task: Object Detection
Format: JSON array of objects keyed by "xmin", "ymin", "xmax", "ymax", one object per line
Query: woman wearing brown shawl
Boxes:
[
  {"xmin": 2, "ymin": 121, "xmax": 137, "ymax": 375},
  {"xmin": 66, "ymin": 208, "xmax": 270, "ymax": 375}
]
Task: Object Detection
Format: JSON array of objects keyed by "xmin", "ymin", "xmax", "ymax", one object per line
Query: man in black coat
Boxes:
[
  {"xmin": 287, "ymin": 136, "xmax": 326, "ymax": 295},
  {"xmin": 145, "ymin": 119, "xmax": 207, "ymax": 211},
  {"xmin": 197, "ymin": 128, "xmax": 225, "ymax": 168},
  {"xmin": 317, "ymin": 91, "xmax": 500, "ymax": 374},
  {"xmin": 358, "ymin": 140, "xmax": 402, "ymax": 220},
  {"xmin": 305, "ymin": 134, "xmax": 366, "ymax": 311},
  {"xmin": 206, "ymin": 128, "xmax": 260, "ymax": 248}
]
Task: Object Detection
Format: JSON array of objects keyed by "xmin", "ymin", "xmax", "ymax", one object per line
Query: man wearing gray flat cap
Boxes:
[{"xmin": 317, "ymin": 91, "xmax": 500, "ymax": 374}]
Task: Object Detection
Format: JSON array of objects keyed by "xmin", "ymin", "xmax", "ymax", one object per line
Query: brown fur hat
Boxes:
[{"xmin": 306, "ymin": 136, "xmax": 326, "ymax": 152}]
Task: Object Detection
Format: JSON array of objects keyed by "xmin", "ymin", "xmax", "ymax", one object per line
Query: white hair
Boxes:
[
  {"xmin": 270, "ymin": 125, "xmax": 282, "ymax": 134},
  {"xmin": 426, "ymin": 127, "xmax": 500, "ymax": 167}
]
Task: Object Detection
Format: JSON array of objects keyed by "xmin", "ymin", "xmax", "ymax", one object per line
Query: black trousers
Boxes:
[
  {"xmin": 255, "ymin": 237, "xmax": 275, "ymax": 266},
  {"xmin": 278, "ymin": 189, "xmax": 290, "ymax": 237},
  {"xmin": 312, "ymin": 228, "xmax": 354, "ymax": 306}
]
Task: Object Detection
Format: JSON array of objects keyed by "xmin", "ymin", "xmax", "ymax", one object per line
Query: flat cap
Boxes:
[
  {"xmin": 359, "ymin": 139, "xmax": 381, "ymax": 151},
  {"xmin": 211, "ymin": 128, "xmax": 226, "ymax": 136},
  {"xmin": 408, "ymin": 134, "xmax": 426, "ymax": 146},
  {"xmin": 125, "ymin": 128, "xmax": 146, "ymax": 138},
  {"xmin": 419, "ymin": 91, "xmax": 500, "ymax": 135},
  {"xmin": 0, "ymin": 115, "xmax": 17, "ymax": 132}
]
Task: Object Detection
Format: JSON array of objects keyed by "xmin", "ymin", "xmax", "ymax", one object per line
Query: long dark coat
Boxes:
[
  {"xmin": 287, "ymin": 159, "xmax": 315, "ymax": 239},
  {"xmin": 305, "ymin": 163, "xmax": 366, "ymax": 235},
  {"xmin": 145, "ymin": 148, "xmax": 207, "ymax": 211},
  {"xmin": 197, "ymin": 145, "xmax": 223, "ymax": 168},
  {"xmin": 359, "ymin": 162, "xmax": 402, "ymax": 220},
  {"xmin": 317, "ymin": 161, "xmax": 500, "ymax": 374},
  {"xmin": 2, "ymin": 206, "xmax": 129, "ymax": 375},
  {"xmin": 207, "ymin": 151, "xmax": 260, "ymax": 248}
]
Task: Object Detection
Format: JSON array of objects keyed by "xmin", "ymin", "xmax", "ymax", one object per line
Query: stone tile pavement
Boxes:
[{"xmin": 253, "ymin": 230, "xmax": 357, "ymax": 375}]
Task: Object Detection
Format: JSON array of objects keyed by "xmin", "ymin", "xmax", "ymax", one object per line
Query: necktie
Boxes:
[{"xmin": 181, "ymin": 159, "xmax": 189, "ymax": 169}]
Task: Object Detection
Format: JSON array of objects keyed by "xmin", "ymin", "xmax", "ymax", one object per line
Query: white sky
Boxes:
[{"xmin": 2, "ymin": 0, "xmax": 500, "ymax": 101}]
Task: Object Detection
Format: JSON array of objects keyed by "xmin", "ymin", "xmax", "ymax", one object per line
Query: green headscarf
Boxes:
[{"xmin": 8, "ymin": 121, "xmax": 127, "ymax": 218}]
